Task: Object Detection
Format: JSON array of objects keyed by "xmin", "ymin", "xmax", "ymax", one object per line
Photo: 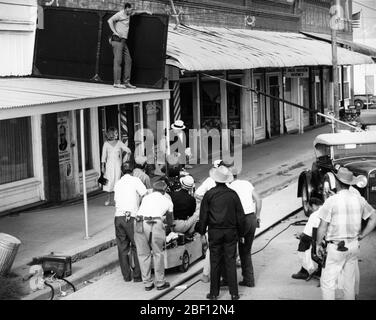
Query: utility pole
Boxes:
[{"xmin": 331, "ymin": 0, "xmax": 340, "ymax": 128}]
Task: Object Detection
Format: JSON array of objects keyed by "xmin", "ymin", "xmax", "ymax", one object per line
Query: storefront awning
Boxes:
[
  {"xmin": 166, "ymin": 25, "xmax": 374, "ymax": 72},
  {"xmin": 301, "ymin": 31, "xmax": 376, "ymax": 59},
  {"xmin": 0, "ymin": 77, "xmax": 170, "ymax": 120}
]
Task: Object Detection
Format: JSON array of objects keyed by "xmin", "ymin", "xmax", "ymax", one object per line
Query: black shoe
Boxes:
[
  {"xmin": 157, "ymin": 282, "xmax": 170, "ymax": 290},
  {"xmin": 123, "ymin": 278, "xmax": 132, "ymax": 282},
  {"xmin": 133, "ymin": 278, "xmax": 142, "ymax": 283},
  {"xmin": 231, "ymin": 294, "xmax": 240, "ymax": 300},
  {"xmin": 206, "ymin": 293, "xmax": 218, "ymax": 300},
  {"xmin": 220, "ymin": 279, "xmax": 228, "ymax": 287},
  {"xmin": 292, "ymin": 267, "xmax": 309, "ymax": 280},
  {"xmin": 239, "ymin": 280, "xmax": 254, "ymax": 287},
  {"xmin": 145, "ymin": 284, "xmax": 155, "ymax": 291}
]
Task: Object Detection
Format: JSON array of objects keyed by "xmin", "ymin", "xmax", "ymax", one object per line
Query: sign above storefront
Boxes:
[{"xmin": 285, "ymin": 67, "xmax": 309, "ymax": 78}]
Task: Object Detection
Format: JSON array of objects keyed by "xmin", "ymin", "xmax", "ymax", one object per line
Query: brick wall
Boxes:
[{"xmin": 38, "ymin": 0, "xmax": 299, "ymax": 31}]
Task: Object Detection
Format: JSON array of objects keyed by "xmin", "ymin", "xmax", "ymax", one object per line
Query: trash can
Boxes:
[{"xmin": 0, "ymin": 233, "xmax": 21, "ymax": 276}]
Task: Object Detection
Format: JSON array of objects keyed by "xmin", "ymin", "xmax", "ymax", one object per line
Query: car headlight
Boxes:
[{"xmin": 356, "ymin": 175, "xmax": 368, "ymax": 188}]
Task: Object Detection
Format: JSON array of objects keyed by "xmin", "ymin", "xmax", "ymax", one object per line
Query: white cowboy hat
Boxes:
[
  {"xmin": 209, "ymin": 165, "xmax": 234, "ymax": 184},
  {"xmin": 334, "ymin": 167, "xmax": 360, "ymax": 186},
  {"xmin": 171, "ymin": 120, "xmax": 186, "ymax": 130}
]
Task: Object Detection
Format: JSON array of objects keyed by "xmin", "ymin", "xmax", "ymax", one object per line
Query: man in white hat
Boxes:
[
  {"xmin": 317, "ymin": 167, "xmax": 376, "ymax": 300},
  {"xmin": 133, "ymin": 155, "xmax": 151, "ymax": 189},
  {"xmin": 170, "ymin": 175, "xmax": 198, "ymax": 234},
  {"xmin": 197, "ymin": 165, "xmax": 245, "ymax": 300}
]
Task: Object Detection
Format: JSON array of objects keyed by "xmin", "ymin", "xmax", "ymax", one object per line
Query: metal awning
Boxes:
[
  {"xmin": 301, "ymin": 31, "xmax": 376, "ymax": 59},
  {"xmin": 166, "ymin": 25, "xmax": 374, "ymax": 72},
  {"xmin": 0, "ymin": 77, "xmax": 170, "ymax": 120}
]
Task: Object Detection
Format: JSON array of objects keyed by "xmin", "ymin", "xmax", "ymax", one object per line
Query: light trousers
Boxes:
[
  {"xmin": 320, "ymin": 240, "xmax": 360, "ymax": 300},
  {"xmin": 134, "ymin": 219, "xmax": 166, "ymax": 288}
]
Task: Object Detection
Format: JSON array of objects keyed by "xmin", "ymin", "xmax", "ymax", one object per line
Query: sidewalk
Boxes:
[{"xmin": 0, "ymin": 124, "xmax": 330, "ymax": 299}]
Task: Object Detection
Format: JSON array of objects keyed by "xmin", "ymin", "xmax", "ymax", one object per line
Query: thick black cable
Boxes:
[
  {"xmin": 61, "ymin": 278, "xmax": 76, "ymax": 292},
  {"xmin": 44, "ymin": 282, "xmax": 55, "ymax": 300},
  {"xmin": 251, "ymin": 220, "xmax": 307, "ymax": 256}
]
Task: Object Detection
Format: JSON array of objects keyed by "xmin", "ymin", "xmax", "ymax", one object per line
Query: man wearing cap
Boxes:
[
  {"xmin": 229, "ymin": 167, "xmax": 262, "ymax": 288},
  {"xmin": 134, "ymin": 180, "xmax": 174, "ymax": 291},
  {"xmin": 197, "ymin": 165, "xmax": 245, "ymax": 300},
  {"xmin": 133, "ymin": 156, "xmax": 152, "ymax": 189},
  {"xmin": 170, "ymin": 175, "xmax": 198, "ymax": 234},
  {"xmin": 317, "ymin": 167, "xmax": 376, "ymax": 300},
  {"xmin": 113, "ymin": 162, "xmax": 147, "ymax": 282}
]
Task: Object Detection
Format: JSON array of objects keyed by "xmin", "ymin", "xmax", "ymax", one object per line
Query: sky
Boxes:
[{"xmin": 352, "ymin": 0, "xmax": 376, "ymax": 45}]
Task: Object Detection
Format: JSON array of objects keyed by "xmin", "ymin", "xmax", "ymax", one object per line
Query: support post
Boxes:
[{"xmin": 80, "ymin": 109, "xmax": 90, "ymax": 240}]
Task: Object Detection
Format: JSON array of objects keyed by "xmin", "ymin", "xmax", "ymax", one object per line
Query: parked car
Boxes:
[
  {"xmin": 354, "ymin": 94, "xmax": 376, "ymax": 109},
  {"xmin": 297, "ymin": 131, "xmax": 376, "ymax": 216}
]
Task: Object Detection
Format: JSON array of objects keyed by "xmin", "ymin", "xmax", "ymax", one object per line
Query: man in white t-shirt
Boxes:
[
  {"xmin": 108, "ymin": 3, "xmax": 151, "ymax": 88},
  {"xmin": 114, "ymin": 162, "xmax": 147, "ymax": 282},
  {"xmin": 134, "ymin": 180, "xmax": 173, "ymax": 291},
  {"xmin": 229, "ymin": 167, "xmax": 262, "ymax": 287}
]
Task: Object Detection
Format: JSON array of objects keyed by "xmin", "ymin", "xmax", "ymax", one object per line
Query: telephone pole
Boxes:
[{"xmin": 331, "ymin": 0, "xmax": 340, "ymax": 126}]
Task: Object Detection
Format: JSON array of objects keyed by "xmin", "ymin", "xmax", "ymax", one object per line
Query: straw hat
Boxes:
[
  {"xmin": 135, "ymin": 155, "xmax": 147, "ymax": 166},
  {"xmin": 171, "ymin": 120, "xmax": 186, "ymax": 130},
  {"xmin": 209, "ymin": 165, "xmax": 234, "ymax": 183},
  {"xmin": 180, "ymin": 175, "xmax": 194, "ymax": 189},
  {"xmin": 334, "ymin": 167, "xmax": 359, "ymax": 185}
]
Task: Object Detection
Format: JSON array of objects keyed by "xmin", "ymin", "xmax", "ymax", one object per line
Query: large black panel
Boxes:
[
  {"xmin": 34, "ymin": 7, "xmax": 169, "ymax": 89},
  {"xmin": 36, "ymin": 8, "xmax": 100, "ymax": 80},
  {"xmin": 127, "ymin": 14, "xmax": 169, "ymax": 89}
]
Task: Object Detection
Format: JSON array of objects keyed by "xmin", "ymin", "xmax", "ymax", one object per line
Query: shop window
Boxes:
[
  {"xmin": 143, "ymin": 100, "xmax": 163, "ymax": 144},
  {"xmin": 254, "ymin": 78, "xmax": 263, "ymax": 128},
  {"xmin": 301, "ymin": 78, "xmax": 310, "ymax": 114},
  {"xmin": 283, "ymin": 77, "xmax": 293, "ymax": 120},
  {"xmin": 343, "ymin": 66, "xmax": 350, "ymax": 100},
  {"xmin": 227, "ymin": 78, "xmax": 241, "ymax": 130},
  {"xmin": 201, "ymin": 81, "xmax": 221, "ymax": 131},
  {"xmin": 0, "ymin": 117, "xmax": 33, "ymax": 184},
  {"xmin": 76, "ymin": 109, "xmax": 93, "ymax": 172}
]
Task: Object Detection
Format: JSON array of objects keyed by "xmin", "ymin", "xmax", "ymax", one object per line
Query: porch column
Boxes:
[
  {"xmin": 163, "ymin": 81, "xmax": 171, "ymax": 155},
  {"xmin": 297, "ymin": 78, "xmax": 304, "ymax": 134},
  {"xmin": 193, "ymin": 74, "xmax": 201, "ymax": 162},
  {"xmin": 220, "ymin": 72, "xmax": 229, "ymax": 153},
  {"xmin": 80, "ymin": 108, "xmax": 90, "ymax": 240},
  {"xmin": 241, "ymin": 69, "xmax": 253, "ymax": 145}
]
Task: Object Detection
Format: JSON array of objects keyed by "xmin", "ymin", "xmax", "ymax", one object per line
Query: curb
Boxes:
[{"xmin": 21, "ymin": 158, "xmax": 310, "ymax": 300}]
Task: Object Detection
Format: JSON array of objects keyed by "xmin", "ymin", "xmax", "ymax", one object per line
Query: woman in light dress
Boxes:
[{"xmin": 101, "ymin": 127, "xmax": 131, "ymax": 206}]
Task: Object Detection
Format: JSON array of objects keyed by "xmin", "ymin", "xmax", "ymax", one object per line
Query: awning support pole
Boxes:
[{"xmin": 80, "ymin": 108, "xmax": 90, "ymax": 240}]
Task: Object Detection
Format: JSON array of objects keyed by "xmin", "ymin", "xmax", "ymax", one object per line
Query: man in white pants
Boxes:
[{"xmin": 317, "ymin": 167, "xmax": 376, "ymax": 300}]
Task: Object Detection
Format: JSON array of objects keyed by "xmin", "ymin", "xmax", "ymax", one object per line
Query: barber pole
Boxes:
[
  {"xmin": 172, "ymin": 81, "xmax": 181, "ymax": 122},
  {"xmin": 120, "ymin": 106, "xmax": 128, "ymax": 143}
]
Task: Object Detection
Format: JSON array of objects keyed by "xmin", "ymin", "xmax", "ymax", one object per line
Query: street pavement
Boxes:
[
  {"xmin": 160, "ymin": 211, "xmax": 376, "ymax": 301},
  {"xmin": 0, "ymin": 124, "xmax": 330, "ymax": 299},
  {"xmin": 61, "ymin": 181, "xmax": 301, "ymax": 300}
]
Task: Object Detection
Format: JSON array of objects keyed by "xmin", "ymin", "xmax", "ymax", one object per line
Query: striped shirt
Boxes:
[{"xmin": 318, "ymin": 189, "xmax": 375, "ymax": 241}]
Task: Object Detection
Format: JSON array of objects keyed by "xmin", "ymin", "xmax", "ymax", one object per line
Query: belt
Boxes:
[
  {"xmin": 327, "ymin": 238, "xmax": 357, "ymax": 244},
  {"xmin": 137, "ymin": 216, "xmax": 162, "ymax": 221}
]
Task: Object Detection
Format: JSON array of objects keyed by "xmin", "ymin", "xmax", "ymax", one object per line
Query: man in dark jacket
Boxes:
[{"xmin": 197, "ymin": 165, "xmax": 245, "ymax": 300}]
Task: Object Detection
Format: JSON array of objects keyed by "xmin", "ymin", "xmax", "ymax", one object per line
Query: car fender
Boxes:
[
  {"xmin": 323, "ymin": 172, "xmax": 337, "ymax": 197},
  {"xmin": 297, "ymin": 170, "xmax": 312, "ymax": 197}
]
